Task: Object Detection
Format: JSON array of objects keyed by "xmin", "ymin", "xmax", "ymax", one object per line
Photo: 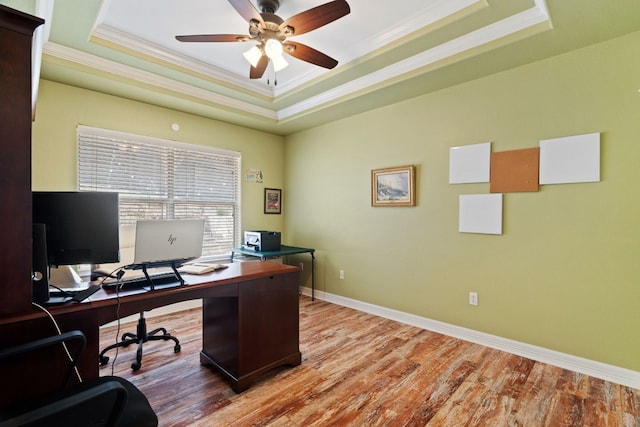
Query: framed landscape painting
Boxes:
[{"xmin": 371, "ymin": 165, "xmax": 416, "ymax": 207}]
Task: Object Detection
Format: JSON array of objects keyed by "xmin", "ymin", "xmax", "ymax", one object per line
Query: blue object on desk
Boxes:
[{"xmin": 230, "ymin": 245, "xmax": 316, "ymax": 300}]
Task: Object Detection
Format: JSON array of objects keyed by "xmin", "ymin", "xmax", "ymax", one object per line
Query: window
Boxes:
[{"xmin": 77, "ymin": 125, "xmax": 241, "ymax": 258}]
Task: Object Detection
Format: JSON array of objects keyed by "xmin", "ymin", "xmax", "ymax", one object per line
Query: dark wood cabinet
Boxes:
[
  {"xmin": 201, "ymin": 270, "xmax": 302, "ymax": 392},
  {"xmin": 0, "ymin": 5, "xmax": 44, "ymax": 315}
]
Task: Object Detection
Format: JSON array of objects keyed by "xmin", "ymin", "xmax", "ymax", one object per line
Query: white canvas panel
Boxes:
[
  {"xmin": 459, "ymin": 193, "xmax": 503, "ymax": 235},
  {"xmin": 539, "ymin": 133, "xmax": 600, "ymax": 184},
  {"xmin": 449, "ymin": 142, "xmax": 491, "ymax": 184}
]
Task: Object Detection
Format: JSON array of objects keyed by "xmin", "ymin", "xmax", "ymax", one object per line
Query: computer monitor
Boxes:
[{"xmin": 32, "ymin": 191, "xmax": 120, "ymax": 286}]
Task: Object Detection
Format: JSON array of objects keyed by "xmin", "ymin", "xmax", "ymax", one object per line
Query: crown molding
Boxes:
[
  {"xmin": 278, "ymin": 3, "xmax": 551, "ymax": 120},
  {"xmin": 272, "ymin": 0, "xmax": 487, "ymax": 95},
  {"xmin": 42, "ymin": 42, "xmax": 278, "ymax": 120},
  {"xmin": 90, "ymin": 23, "xmax": 274, "ymax": 99}
]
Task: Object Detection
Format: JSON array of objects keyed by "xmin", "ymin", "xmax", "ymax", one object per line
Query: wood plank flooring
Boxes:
[{"xmin": 98, "ymin": 296, "xmax": 640, "ymax": 426}]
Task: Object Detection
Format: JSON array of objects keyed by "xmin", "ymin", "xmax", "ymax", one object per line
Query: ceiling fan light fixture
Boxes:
[
  {"xmin": 264, "ymin": 38, "xmax": 283, "ymax": 59},
  {"xmin": 272, "ymin": 54, "xmax": 288, "ymax": 72},
  {"xmin": 243, "ymin": 45, "xmax": 263, "ymax": 68}
]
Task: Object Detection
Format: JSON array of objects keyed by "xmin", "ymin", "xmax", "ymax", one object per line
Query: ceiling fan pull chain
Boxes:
[{"xmin": 266, "ymin": 66, "xmax": 278, "ymax": 86}]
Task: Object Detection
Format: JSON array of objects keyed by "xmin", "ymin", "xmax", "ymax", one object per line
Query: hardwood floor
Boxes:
[{"xmin": 99, "ymin": 296, "xmax": 640, "ymax": 426}]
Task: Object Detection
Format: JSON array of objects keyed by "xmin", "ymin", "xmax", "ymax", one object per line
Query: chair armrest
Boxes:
[
  {"xmin": 0, "ymin": 380, "xmax": 127, "ymax": 427},
  {"xmin": 0, "ymin": 330, "xmax": 86, "ymax": 387}
]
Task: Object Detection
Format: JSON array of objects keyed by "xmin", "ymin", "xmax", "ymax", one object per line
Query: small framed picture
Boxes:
[
  {"xmin": 371, "ymin": 165, "xmax": 416, "ymax": 207},
  {"xmin": 264, "ymin": 188, "xmax": 282, "ymax": 214}
]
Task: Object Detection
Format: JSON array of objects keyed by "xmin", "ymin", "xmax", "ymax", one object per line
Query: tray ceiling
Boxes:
[{"xmin": 4, "ymin": 0, "xmax": 640, "ymax": 135}]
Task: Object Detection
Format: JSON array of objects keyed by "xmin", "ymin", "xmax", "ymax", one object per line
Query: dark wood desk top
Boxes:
[
  {"xmin": 93, "ymin": 261, "xmax": 299, "ymax": 324},
  {"xmin": 0, "ymin": 260, "xmax": 301, "ymax": 403},
  {"xmin": 0, "ymin": 261, "xmax": 299, "ymax": 327}
]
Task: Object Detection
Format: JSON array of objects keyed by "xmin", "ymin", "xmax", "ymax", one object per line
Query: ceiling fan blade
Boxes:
[
  {"xmin": 228, "ymin": 0, "xmax": 264, "ymax": 25},
  {"xmin": 176, "ymin": 34, "xmax": 249, "ymax": 43},
  {"xmin": 280, "ymin": 0, "xmax": 350, "ymax": 36},
  {"xmin": 250, "ymin": 55, "xmax": 269, "ymax": 79},
  {"xmin": 283, "ymin": 42, "xmax": 338, "ymax": 69}
]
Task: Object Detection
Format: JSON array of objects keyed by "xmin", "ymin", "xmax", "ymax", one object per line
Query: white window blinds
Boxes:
[{"xmin": 77, "ymin": 125, "xmax": 241, "ymax": 258}]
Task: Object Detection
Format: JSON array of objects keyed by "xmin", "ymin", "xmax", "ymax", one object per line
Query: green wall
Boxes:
[
  {"xmin": 284, "ymin": 31, "xmax": 640, "ymax": 371},
  {"xmin": 31, "ymin": 30, "xmax": 640, "ymax": 372},
  {"xmin": 31, "ymin": 80, "xmax": 285, "ymax": 238}
]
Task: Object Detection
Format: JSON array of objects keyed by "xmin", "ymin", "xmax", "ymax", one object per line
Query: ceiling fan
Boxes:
[{"xmin": 175, "ymin": 0, "xmax": 350, "ymax": 79}]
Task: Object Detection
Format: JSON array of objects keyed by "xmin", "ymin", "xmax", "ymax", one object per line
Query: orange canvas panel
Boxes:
[{"xmin": 490, "ymin": 147, "xmax": 540, "ymax": 193}]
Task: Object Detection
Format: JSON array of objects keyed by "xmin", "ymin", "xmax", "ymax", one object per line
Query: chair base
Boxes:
[{"xmin": 100, "ymin": 313, "xmax": 181, "ymax": 371}]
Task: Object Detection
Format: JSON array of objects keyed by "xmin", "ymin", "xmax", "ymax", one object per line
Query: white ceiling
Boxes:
[
  {"xmin": 96, "ymin": 0, "xmax": 447, "ymax": 92},
  {"xmin": 4, "ymin": 0, "xmax": 640, "ymax": 135},
  {"xmin": 92, "ymin": 0, "xmax": 522, "ymax": 96}
]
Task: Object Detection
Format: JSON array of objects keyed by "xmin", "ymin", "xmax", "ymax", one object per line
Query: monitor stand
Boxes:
[
  {"xmin": 49, "ymin": 265, "xmax": 86, "ymax": 289},
  {"xmin": 126, "ymin": 260, "xmax": 186, "ymax": 291}
]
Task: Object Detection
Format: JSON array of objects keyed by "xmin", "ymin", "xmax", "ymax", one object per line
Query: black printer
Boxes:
[{"xmin": 243, "ymin": 230, "xmax": 281, "ymax": 252}]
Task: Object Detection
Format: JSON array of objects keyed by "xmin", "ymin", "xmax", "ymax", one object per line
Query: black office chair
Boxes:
[
  {"xmin": 0, "ymin": 330, "xmax": 158, "ymax": 427},
  {"xmin": 99, "ymin": 312, "xmax": 181, "ymax": 371}
]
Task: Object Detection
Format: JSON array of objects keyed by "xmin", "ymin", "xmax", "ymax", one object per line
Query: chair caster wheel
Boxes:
[
  {"xmin": 174, "ymin": 344, "xmax": 181, "ymax": 353},
  {"xmin": 99, "ymin": 355, "xmax": 109, "ymax": 365},
  {"xmin": 131, "ymin": 361, "xmax": 141, "ymax": 371}
]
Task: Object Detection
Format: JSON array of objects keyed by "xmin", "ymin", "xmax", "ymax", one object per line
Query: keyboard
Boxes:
[{"xmin": 101, "ymin": 270, "xmax": 180, "ymax": 290}]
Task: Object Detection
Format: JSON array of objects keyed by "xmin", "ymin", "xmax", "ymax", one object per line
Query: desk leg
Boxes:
[{"xmin": 311, "ymin": 252, "xmax": 315, "ymax": 301}]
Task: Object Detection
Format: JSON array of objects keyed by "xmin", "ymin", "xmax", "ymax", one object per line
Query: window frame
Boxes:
[{"xmin": 76, "ymin": 125, "xmax": 241, "ymax": 260}]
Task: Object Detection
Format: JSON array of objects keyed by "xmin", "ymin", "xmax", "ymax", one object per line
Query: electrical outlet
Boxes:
[
  {"xmin": 339, "ymin": 270, "xmax": 345, "ymax": 280},
  {"xmin": 469, "ymin": 292, "xmax": 478, "ymax": 306},
  {"xmin": 299, "ymin": 262, "xmax": 304, "ymax": 271}
]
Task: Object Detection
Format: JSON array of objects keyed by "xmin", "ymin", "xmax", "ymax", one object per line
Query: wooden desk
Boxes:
[{"xmin": 0, "ymin": 262, "xmax": 301, "ymax": 403}]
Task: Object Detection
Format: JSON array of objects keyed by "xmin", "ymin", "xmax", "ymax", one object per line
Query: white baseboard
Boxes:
[{"xmin": 300, "ymin": 287, "xmax": 640, "ymax": 390}]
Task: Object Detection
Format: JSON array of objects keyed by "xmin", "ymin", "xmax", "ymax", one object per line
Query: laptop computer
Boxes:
[{"xmin": 132, "ymin": 219, "xmax": 205, "ymax": 267}]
